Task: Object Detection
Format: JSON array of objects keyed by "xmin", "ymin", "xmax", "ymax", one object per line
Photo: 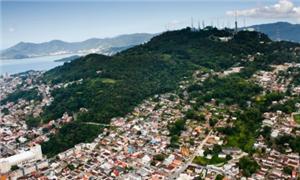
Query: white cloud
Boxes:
[
  {"xmin": 8, "ymin": 27, "xmax": 15, "ymax": 32},
  {"xmin": 226, "ymin": 0, "xmax": 300, "ymax": 20}
]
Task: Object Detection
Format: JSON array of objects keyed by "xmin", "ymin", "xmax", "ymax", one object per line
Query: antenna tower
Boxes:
[{"xmin": 234, "ymin": 11, "xmax": 238, "ymax": 33}]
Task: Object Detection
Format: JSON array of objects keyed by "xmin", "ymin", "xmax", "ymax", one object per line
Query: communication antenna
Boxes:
[
  {"xmin": 217, "ymin": 18, "xmax": 219, "ymax": 29},
  {"xmin": 191, "ymin": 17, "xmax": 194, "ymax": 29},
  {"xmin": 227, "ymin": 20, "xmax": 231, "ymax": 29},
  {"xmin": 164, "ymin": 25, "xmax": 169, "ymax": 32},
  {"xmin": 202, "ymin": 20, "xmax": 205, "ymax": 29},
  {"xmin": 234, "ymin": 11, "xmax": 238, "ymax": 33},
  {"xmin": 198, "ymin": 20, "xmax": 201, "ymax": 30},
  {"xmin": 276, "ymin": 27, "xmax": 281, "ymax": 41},
  {"xmin": 257, "ymin": 26, "xmax": 262, "ymax": 39}
]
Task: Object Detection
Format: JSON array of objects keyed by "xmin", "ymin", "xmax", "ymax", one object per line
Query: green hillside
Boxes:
[{"xmin": 40, "ymin": 27, "xmax": 300, "ymax": 156}]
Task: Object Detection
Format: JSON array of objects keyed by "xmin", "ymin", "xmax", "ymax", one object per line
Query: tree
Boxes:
[
  {"xmin": 283, "ymin": 166, "xmax": 293, "ymax": 175},
  {"xmin": 209, "ymin": 119, "xmax": 217, "ymax": 127},
  {"xmin": 2, "ymin": 108, "xmax": 9, "ymax": 115},
  {"xmin": 215, "ymin": 174, "xmax": 224, "ymax": 180},
  {"xmin": 11, "ymin": 165, "xmax": 19, "ymax": 171},
  {"xmin": 238, "ymin": 156, "xmax": 259, "ymax": 177},
  {"xmin": 170, "ymin": 135, "xmax": 180, "ymax": 147},
  {"xmin": 185, "ymin": 109, "xmax": 205, "ymax": 121},
  {"xmin": 169, "ymin": 119, "xmax": 186, "ymax": 136},
  {"xmin": 153, "ymin": 154, "xmax": 165, "ymax": 161},
  {"xmin": 67, "ymin": 164, "xmax": 75, "ymax": 170},
  {"xmin": 212, "ymin": 145, "xmax": 222, "ymax": 155},
  {"xmin": 26, "ymin": 116, "xmax": 41, "ymax": 128},
  {"xmin": 261, "ymin": 126, "xmax": 271, "ymax": 139},
  {"xmin": 225, "ymin": 155, "xmax": 232, "ymax": 161}
]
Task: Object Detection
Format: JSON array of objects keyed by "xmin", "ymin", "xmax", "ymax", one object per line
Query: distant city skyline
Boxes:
[{"xmin": 1, "ymin": 0, "xmax": 300, "ymax": 49}]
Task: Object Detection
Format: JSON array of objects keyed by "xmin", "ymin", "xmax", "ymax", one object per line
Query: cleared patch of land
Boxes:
[{"xmin": 294, "ymin": 114, "xmax": 300, "ymax": 124}]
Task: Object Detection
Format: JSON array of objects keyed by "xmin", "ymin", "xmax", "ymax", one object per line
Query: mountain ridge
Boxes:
[
  {"xmin": 1, "ymin": 33, "xmax": 155, "ymax": 59},
  {"xmin": 2, "ymin": 22, "xmax": 300, "ymax": 60},
  {"xmin": 248, "ymin": 21, "xmax": 300, "ymax": 42}
]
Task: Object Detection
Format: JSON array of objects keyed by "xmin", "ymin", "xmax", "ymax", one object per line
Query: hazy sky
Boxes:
[{"xmin": 1, "ymin": 0, "xmax": 300, "ymax": 49}]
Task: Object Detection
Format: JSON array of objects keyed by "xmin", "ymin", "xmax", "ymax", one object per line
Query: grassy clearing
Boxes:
[
  {"xmin": 100, "ymin": 78, "xmax": 117, "ymax": 84},
  {"xmin": 193, "ymin": 155, "xmax": 227, "ymax": 166},
  {"xmin": 294, "ymin": 114, "xmax": 300, "ymax": 124}
]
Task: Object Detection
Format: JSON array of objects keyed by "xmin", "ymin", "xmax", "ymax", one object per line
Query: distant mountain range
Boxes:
[
  {"xmin": 2, "ymin": 22, "xmax": 300, "ymax": 60},
  {"xmin": 248, "ymin": 22, "xmax": 300, "ymax": 43},
  {"xmin": 0, "ymin": 33, "xmax": 154, "ymax": 59}
]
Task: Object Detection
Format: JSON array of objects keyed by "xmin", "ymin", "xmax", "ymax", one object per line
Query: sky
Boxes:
[{"xmin": 1, "ymin": 0, "xmax": 300, "ymax": 49}]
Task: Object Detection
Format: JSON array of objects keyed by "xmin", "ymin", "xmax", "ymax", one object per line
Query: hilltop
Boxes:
[{"xmin": 2, "ymin": 22, "xmax": 300, "ymax": 60}]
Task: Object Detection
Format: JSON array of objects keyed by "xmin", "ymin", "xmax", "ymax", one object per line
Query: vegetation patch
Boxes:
[
  {"xmin": 1, "ymin": 88, "xmax": 42, "ymax": 104},
  {"xmin": 26, "ymin": 116, "xmax": 42, "ymax": 128},
  {"xmin": 100, "ymin": 78, "xmax": 117, "ymax": 84},
  {"xmin": 293, "ymin": 113, "xmax": 300, "ymax": 124},
  {"xmin": 238, "ymin": 156, "xmax": 260, "ymax": 177},
  {"xmin": 42, "ymin": 122, "xmax": 103, "ymax": 157},
  {"xmin": 193, "ymin": 155, "xmax": 227, "ymax": 166}
]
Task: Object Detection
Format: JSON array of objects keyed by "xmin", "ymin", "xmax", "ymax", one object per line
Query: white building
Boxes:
[{"xmin": 0, "ymin": 145, "xmax": 43, "ymax": 173}]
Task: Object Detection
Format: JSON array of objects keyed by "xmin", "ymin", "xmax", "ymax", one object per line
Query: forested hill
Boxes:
[
  {"xmin": 249, "ymin": 22, "xmax": 300, "ymax": 43},
  {"xmin": 42, "ymin": 27, "xmax": 273, "ymax": 122},
  {"xmin": 40, "ymin": 27, "xmax": 300, "ymax": 156},
  {"xmin": 43, "ymin": 27, "xmax": 272, "ymax": 83}
]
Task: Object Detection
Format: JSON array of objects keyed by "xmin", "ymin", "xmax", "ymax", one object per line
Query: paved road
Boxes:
[
  {"xmin": 190, "ymin": 163, "xmax": 224, "ymax": 174},
  {"xmin": 83, "ymin": 122, "xmax": 112, "ymax": 127},
  {"xmin": 168, "ymin": 130, "xmax": 213, "ymax": 179}
]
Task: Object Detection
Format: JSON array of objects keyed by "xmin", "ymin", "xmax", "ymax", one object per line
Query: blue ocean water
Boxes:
[{"xmin": 0, "ymin": 54, "xmax": 79, "ymax": 75}]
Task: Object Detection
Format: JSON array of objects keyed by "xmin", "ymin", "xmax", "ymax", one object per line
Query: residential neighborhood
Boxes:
[{"xmin": 1, "ymin": 60, "xmax": 299, "ymax": 180}]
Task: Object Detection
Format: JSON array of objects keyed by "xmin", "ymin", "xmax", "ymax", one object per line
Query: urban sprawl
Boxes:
[{"xmin": 1, "ymin": 56, "xmax": 300, "ymax": 179}]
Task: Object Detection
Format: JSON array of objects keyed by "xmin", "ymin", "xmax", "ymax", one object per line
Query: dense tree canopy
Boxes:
[
  {"xmin": 42, "ymin": 122, "xmax": 103, "ymax": 157},
  {"xmin": 238, "ymin": 156, "xmax": 260, "ymax": 177}
]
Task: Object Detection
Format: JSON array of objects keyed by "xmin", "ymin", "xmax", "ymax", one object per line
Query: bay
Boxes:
[{"xmin": 0, "ymin": 54, "xmax": 81, "ymax": 75}]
